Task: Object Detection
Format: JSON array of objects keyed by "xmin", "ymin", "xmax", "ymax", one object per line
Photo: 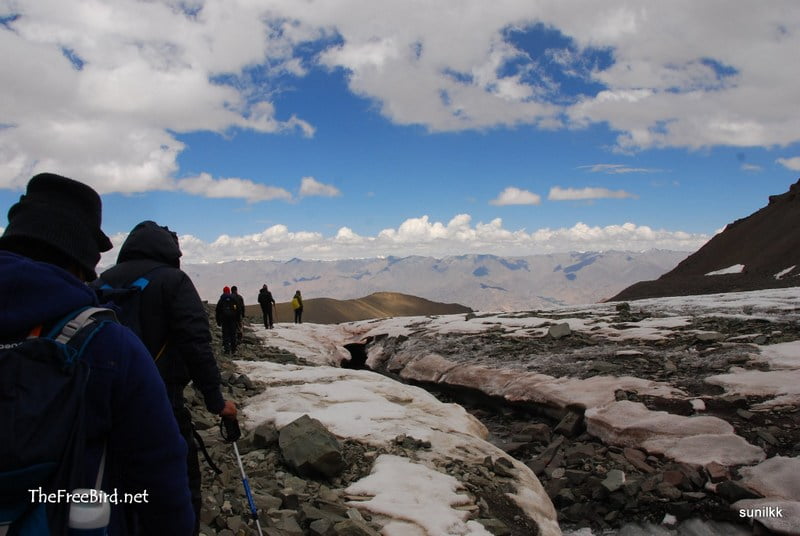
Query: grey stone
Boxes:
[
  {"xmin": 715, "ymin": 480, "xmax": 761, "ymax": 503},
  {"xmin": 253, "ymin": 492, "xmax": 282, "ymax": 512},
  {"xmin": 309, "ymin": 518, "xmax": 336, "ymax": 536},
  {"xmin": 278, "ymin": 414, "xmax": 345, "ymax": 478},
  {"xmin": 333, "ymin": 519, "xmax": 381, "ymax": 536},
  {"xmin": 492, "ymin": 456, "xmax": 515, "ymax": 478},
  {"xmin": 548, "ymin": 322, "xmax": 572, "ymax": 339},
  {"xmin": 225, "ymin": 516, "xmax": 242, "ymax": 532},
  {"xmin": 554, "ymin": 410, "xmax": 584, "ymax": 437},
  {"xmin": 696, "ymin": 332, "xmax": 724, "ymax": 342},
  {"xmin": 656, "ymin": 482, "xmax": 682, "ymax": 500},
  {"xmin": 252, "ymin": 422, "xmax": 279, "ymax": 449},
  {"xmin": 564, "ymin": 443, "xmax": 595, "ymax": 463},
  {"xmin": 602, "ymin": 469, "xmax": 626, "ymax": 493}
]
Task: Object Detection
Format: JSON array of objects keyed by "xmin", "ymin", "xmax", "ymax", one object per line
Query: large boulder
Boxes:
[{"xmin": 279, "ymin": 414, "xmax": 345, "ymax": 478}]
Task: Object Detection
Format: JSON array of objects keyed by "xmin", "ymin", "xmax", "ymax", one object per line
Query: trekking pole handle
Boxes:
[{"xmin": 220, "ymin": 416, "xmax": 242, "ymax": 443}]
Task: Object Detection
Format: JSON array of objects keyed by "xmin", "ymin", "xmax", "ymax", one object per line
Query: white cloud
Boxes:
[
  {"xmin": 776, "ymin": 157, "xmax": 800, "ymax": 171},
  {"xmin": 548, "ymin": 186, "xmax": 637, "ymax": 201},
  {"xmin": 489, "ymin": 187, "xmax": 542, "ymax": 206},
  {"xmin": 299, "ymin": 176, "xmax": 342, "ymax": 197},
  {"xmin": 3, "ymin": 0, "xmax": 799, "ymax": 196},
  {"xmin": 176, "ymin": 173, "xmax": 293, "ymax": 202},
  {"xmin": 580, "ymin": 164, "xmax": 662, "ymax": 174},
  {"xmin": 741, "ymin": 163, "xmax": 762, "ymax": 172},
  {"xmin": 99, "ymin": 214, "xmax": 707, "ymax": 265},
  {"xmin": 0, "ymin": 0, "xmax": 313, "ymax": 193}
]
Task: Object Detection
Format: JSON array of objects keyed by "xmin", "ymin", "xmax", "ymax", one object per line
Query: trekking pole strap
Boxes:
[{"xmin": 192, "ymin": 428, "xmax": 222, "ymax": 475}]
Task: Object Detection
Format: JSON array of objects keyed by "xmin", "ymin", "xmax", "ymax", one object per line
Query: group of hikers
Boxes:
[
  {"xmin": 0, "ymin": 173, "xmax": 297, "ymax": 535},
  {"xmin": 215, "ymin": 285, "xmax": 304, "ymax": 354}
]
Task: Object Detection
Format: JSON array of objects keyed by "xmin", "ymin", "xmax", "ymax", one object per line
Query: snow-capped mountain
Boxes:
[{"xmin": 182, "ymin": 250, "xmax": 689, "ymax": 311}]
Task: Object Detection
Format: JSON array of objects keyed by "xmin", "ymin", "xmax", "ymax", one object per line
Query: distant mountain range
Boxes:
[
  {"xmin": 613, "ymin": 178, "xmax": 800, "ymax": 301},
  {"xmin": 183, "ymin": 250, "xmax": 689, "ymax": 312}
]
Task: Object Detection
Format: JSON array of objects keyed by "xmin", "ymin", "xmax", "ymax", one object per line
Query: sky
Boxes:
[{"xmin": 1, "ymin": 1, "xmax": 800, "ymax": 264}]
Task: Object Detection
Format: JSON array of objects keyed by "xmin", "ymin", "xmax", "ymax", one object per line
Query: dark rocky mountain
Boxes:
[{"xmin": 611, "ymin": 179, "xmax": 800, "ymax": 301}]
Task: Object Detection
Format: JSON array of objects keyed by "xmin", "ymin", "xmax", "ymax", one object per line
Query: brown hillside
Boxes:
[
  {"xmin": 612, "ymin": 178, "xmax": 800, "ymax": 301},
  {"xmin": 243, "ymin": 291, "xmax": 472, "ymax": 325}
]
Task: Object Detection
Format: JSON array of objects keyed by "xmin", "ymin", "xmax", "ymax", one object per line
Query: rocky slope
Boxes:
[
  {"xmin": 191, "ymin": 312, "xmax": 558, "ymax": 536},
  {"xmin": 612, "ymin": 179, "xmax": 800, "ymax": 301},
  {"xmin": 196, "ymin": 287, "xmax": 800, "ymax": 535}
]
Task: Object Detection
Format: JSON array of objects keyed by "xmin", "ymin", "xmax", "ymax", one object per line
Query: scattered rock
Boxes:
[
  {"xmin": 278, "ymin": 414, "xmax": 345, "ymax": 479},
  {"xmin": 548, "ymin": 322, "xmax": 572, "ymax": 339},
  {"xmin": 554, "ymin": 409, "xmax": 584, "ymax": 437}
]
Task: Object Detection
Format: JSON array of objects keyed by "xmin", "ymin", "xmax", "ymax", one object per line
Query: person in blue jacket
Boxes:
[{"xmin": 0, "ymin": 173, "xmax": 194, "ymax": 535}]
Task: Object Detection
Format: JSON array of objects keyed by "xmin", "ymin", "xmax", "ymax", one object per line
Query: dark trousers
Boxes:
[
  {"xmin": 261, "ymin": 306, "xmax": 274, "ymax": 328},
  {"xmin": 170, "ymin": 395, "xmax": 201, "ymax": 535},
  {"xmin": 220, "ymin": 320, "xmax": 237, "ymax": 353},
  {"xmin": 294, "ymin": 307, "xmax": 303, "ymax": 324}
]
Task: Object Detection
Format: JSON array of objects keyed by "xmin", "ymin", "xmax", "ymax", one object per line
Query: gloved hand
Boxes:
[{"xmin": 218, "ymin": 399, "xmax": 237, "ymax": 418}]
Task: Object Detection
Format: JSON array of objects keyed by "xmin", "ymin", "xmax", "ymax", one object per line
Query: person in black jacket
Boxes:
[
  {"xmin": 215, "ymin": 287, "xmax": 239, "ymax": 354},
  {"xmin": 257, "ymin": 284, "xmax": 276, "ymax": 328},
  {"xmin": 94, "ymin": 220, "xmax": 236, "ymax": 535},
  {"xmin": 230, "ymin": 285, "xmax": 246, "ymax": 342}
]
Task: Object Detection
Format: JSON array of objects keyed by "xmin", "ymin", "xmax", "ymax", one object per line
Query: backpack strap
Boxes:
[{"xmin": 45, "ymin": 307, "xmax": 118, "ymax": 365}]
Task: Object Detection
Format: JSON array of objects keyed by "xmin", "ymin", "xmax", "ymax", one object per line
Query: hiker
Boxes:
[
  {"xmin": 292, "ymin": 290, "xmax": 304, "ymax": 324},
  {"xmin": 93, "ymin": 220, "xmax": 237, "ymax": 534},
  {"xmin": 257, "ymin": 284, "xmax": 276, "ymax": 328},
  {"xmin": 0, "ymin": 173, "xmax": 194, "ymax": 534},
  {"xmin": 230, "ymin": 285, "xmax": 246, "ymax": 342},
  {"xmin": 216, "ymin": 287, "xmax": 239, "ymax": 353}
]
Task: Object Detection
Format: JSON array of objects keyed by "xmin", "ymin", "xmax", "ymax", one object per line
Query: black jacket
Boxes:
[
  {"xmin": 258, "ymin": 288, "xmax": 275, "ymax": 309},
  {"xmin": 96, "ymin": 221, "xmax": 224, "ymax": 414}
]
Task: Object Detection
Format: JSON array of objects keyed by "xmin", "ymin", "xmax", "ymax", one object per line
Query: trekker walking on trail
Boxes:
[
  {"xmin": 93, "ymin": 220, "xmax": 237, "ymax": 534},
  {"xmin": 0, "ymin": 173, "xmax": 194, "ymax": 535},
  {"xmin": 292, "ymin": 290, "xmax": 304, "ymax": 324},
  {"xmin": 258, "ymin": 284, "xmax": 276, "ymax": 328},
  {"xmin": 231, "ymin": 285, "xmax": 246, "ymax": 342},
  {"xmin": 216, "ymin": 287, "xmax": 239, "ymax": 354}
]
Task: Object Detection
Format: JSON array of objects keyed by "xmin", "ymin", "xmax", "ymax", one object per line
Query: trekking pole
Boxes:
[{"xmin": 221, "ymin": 417, "xmax": 264, "ymax": 536}]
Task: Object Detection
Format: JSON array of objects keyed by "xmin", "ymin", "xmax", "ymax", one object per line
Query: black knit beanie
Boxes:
[{"xmin": 0, "ymin": 173, "xmax": 113, "ymax": 279}]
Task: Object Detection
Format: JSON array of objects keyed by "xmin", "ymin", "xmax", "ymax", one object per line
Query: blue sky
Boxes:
[{"xmin": 1, "ymin": 1, "xmax": 799, "ymax": 264}]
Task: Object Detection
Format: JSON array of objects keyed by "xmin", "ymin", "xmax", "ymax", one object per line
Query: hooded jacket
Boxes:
[
  {"xmin": 95, "ymin": 221, "xmax": 224, "ymax": 414},
  {"xmin": 0, "ymin": 250, "xmax": 194, "ymax": 535}
]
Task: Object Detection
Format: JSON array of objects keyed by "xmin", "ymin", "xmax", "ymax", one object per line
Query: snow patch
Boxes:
[
  {"xmin": 774, "ymin": 265, "xmax": 796, "ymax": 279},
  {"xmin": 705, "ymin": 264, "xmax": 745, "ymax": 276},
  {"xmin": 345, "ymin": 455, "xmax": 492, "ymax": 536},
  {"xmin": 738, "ymin": 456, "xmax": 800, "ymax": 500},
  {"xmin": 705, "ymin": 368, "xmax": 800, "ymax": 409},
  {"xmin": 586, "ymin": 401, "xmax": 764, "ymax": 466}
]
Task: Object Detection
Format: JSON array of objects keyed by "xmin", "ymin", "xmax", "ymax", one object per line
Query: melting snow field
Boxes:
[{"xmin": 238, "ymin": 287, "xmax": 800, "ymax": 535}]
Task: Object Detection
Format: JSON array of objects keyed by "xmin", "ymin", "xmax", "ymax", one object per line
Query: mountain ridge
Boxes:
[
  {"xmin": 612, "ymin": 178, "xmax": 800, "ymax": 301},
  {"xmin": 181, "ymin": 250, "xmax": 689, "ymax": 312},
  {"xmin": 244, "ymin": 291, "xmax": 472, "ymax": 325}
]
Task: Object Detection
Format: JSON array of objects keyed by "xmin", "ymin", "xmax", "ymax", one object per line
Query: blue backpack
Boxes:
[
  {"xmin": 0, "ymin": 307, "xmax": 115, "ymax": 536},
  {"xmin": 92, "ymin": 267, "xmax": 166, "ymax": 341}
]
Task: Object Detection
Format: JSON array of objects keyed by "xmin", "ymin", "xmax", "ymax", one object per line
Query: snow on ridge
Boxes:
[
  {"xmin": 236, "ymin": 358, "xmax": 561, "ymax": 535},
  {"xmin": 774, "ymin": 265, "xmax": 796, "ymax": 279},
  {"xmin": 705, "ymin": 264, "xmax": 745, "ymax": 276},
  {"xmin": 344, "ymin": 455, "xmax": 492, "ymax": 536},
  {"xmin": 734, "ymin": 457, "xmax": 800, "ymax": 535},
  {"xmin": 585, "ymin": 401, "xmax": 765, "ymax": 467}
]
